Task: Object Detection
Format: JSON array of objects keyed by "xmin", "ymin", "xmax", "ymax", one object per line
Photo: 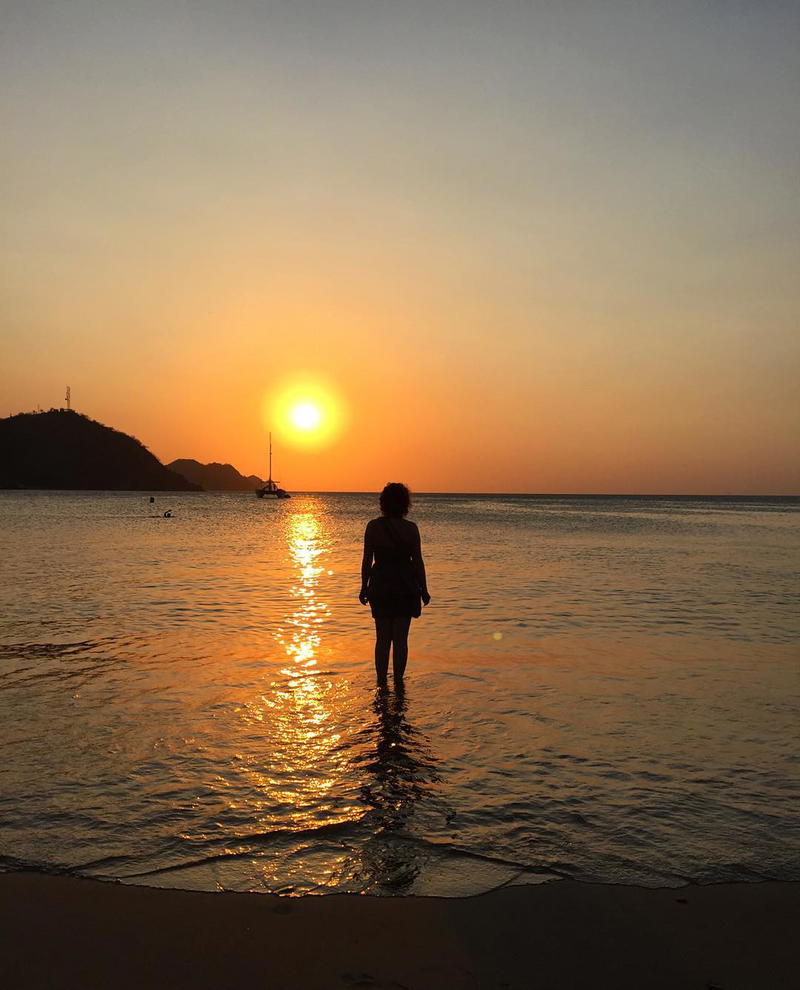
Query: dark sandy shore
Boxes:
[{"xmin": 1, "ymin": 872, "xmax": 798, "ymax": 989}]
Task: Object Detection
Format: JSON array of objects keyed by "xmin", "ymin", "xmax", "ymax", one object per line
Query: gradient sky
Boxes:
[{"xmin": 2, "ymin": 0, "xmax": 798, "ymax": 493}]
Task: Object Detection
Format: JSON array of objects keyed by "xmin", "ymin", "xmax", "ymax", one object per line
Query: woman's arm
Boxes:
[
  {"xmin": 359, "ymin": 523, "xmax": 373, "ymax": 604},
  {"xmin": 411, "ymin": 525, "xmax": 431, "ymax": 606}
]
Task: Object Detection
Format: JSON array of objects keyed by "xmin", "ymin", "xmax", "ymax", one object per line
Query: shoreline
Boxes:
[{"xmin": 2, "ymin": 872, "xmax": 798, "ymax": 989}]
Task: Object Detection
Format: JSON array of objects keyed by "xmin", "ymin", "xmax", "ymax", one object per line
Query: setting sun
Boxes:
[
  {"xmin": 290, "ymin": 402, "xmax": 322, "ymax": 432},
  {"xmin": 264, "ymin": 378, "xmax": 347, "ymax": 450}
]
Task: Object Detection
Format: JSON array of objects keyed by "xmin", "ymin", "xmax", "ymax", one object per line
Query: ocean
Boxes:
[{"xmin": 1, "ymin": 491, "xmax": 798, "ymax": 895}]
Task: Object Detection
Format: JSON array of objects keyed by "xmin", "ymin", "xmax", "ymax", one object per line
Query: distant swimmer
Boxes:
[{"xmin": 359, "ymin": 483, "xmax": 430, "ymax": 683}]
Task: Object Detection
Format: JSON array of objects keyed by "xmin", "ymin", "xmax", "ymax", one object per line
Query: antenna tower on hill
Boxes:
[{"xmin": 65, "ymin": 386, "xmax": 71, "ymax": 410}]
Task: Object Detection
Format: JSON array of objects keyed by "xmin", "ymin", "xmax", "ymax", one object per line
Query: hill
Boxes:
[
  {"xmin": 0, "ymin": 410, "xmax": 201, "ymax": 491},
  {"xmin": 167, "ymin": 458, "xmax": 263, "ymax": 491}
]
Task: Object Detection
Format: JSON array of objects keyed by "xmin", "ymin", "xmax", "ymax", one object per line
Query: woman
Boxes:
[{"xmin": 359, "ymin": 483, "xmax": 431, "ymax": 681}]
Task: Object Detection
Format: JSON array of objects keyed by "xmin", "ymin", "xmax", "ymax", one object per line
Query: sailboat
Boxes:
[{"xmin": 255, "ymin": 433, "xmax": 291, "ymax": 499}]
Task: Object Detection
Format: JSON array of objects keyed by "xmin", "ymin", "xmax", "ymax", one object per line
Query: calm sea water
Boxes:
[{"xmin": 1, "ymin": 491, "xmax": 798, "ymax": 895}]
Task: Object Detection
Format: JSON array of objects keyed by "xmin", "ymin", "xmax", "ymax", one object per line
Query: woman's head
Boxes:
[{"xmin": 379, "ymin": 482, "xmax": 411, "ymax": 518}]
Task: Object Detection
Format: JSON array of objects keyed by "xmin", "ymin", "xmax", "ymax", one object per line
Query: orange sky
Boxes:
[{"xmin": 2, "ymin": 1, "xmax": 799, "ymax": 493}]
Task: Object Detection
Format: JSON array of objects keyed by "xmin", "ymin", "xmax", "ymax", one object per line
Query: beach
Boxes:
[{"xmin": 2, "ymin": 872, "xmax": 799, "ymax": 989}]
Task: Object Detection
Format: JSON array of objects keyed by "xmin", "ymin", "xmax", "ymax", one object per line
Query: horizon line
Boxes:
[
  {"xmin": 3, "ymin": 488, "xmax": 798, "ymax": 498},
  {"xmin": 300, "ymin": 490, "xmax": 800, "ymax": 499}
]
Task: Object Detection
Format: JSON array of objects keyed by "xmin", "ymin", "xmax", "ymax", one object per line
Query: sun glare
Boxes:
[
  {"xmin": 264, "ymin": 378, "xmax": 347, "ymax": 449},
  {"xmin": 291, "ymin": 402, "xmax": 322, "ymax": 431}
]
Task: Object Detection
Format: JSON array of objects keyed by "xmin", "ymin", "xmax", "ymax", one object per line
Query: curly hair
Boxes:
[{"xmin": 379, "ymin": 482, "xmax": 411, "ymax": 518}]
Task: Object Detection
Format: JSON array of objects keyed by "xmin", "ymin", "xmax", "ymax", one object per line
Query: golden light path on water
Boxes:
[
  {"xmin": 228, "ymin": 505, "xmax": 364, "ymax": 890},
  {"xmin": 276, "ymin": 511, "xmax": 330, "ymax": 673}
]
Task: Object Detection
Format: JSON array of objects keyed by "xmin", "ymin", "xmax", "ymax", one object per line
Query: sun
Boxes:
[
  {"xmin": 263, "ymin": 378, "xmax": 347, "ymax": 449},
  {"xmin": 290, "ymin": 402, "xmax": 322, "ymax": 432}
]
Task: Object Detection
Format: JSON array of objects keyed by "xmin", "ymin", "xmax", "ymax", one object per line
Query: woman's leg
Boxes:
[
  {"xmin": 390, "ymin": 616, "xmax": 412, "ymax": 679},
  {"xmin": 374, "ymin": 617, "xmax": 393, "ymax": 682}
]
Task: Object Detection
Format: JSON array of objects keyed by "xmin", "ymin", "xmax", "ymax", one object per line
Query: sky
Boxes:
[{"xmin": 2, "ymin": 0, "xmax": 799, "ymax": 493}]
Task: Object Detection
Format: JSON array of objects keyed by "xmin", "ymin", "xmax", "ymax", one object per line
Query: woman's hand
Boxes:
[
  {"xmin": 359, "ymin": 587, "xmax": 369, "ymax": 605},
  {"xmin": 421, "ymin": 591, "xmax": 431, "ymax": 607}
]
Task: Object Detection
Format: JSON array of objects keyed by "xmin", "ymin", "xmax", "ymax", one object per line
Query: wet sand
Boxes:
[{"xmin": 1, "ymin": 873, "xmax": 798, "ymax": 989}]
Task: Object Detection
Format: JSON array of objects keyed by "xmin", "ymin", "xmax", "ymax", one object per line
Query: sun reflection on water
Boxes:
[
  {"xmin": 274, "ymin": 509, "xmax": 331, "ymax": 673},
  {"xmin": 226, "ymin": 502, "xmax": 365, "ymax": 888}
]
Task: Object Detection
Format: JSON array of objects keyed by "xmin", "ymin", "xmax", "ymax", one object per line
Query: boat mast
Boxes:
[{"xmin": 268, "ymin": 432, "xmax": 273, "ymax": 485}]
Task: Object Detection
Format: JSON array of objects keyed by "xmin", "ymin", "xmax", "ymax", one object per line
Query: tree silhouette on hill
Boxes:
[{"xmin": 0, "ymin": 409, "xmax": 201, "ymax": 491}]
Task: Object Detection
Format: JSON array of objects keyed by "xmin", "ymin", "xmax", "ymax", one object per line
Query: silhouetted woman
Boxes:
[{"xmin": 359, "ymin": 483, "xmax": 430, "ymax": 682}]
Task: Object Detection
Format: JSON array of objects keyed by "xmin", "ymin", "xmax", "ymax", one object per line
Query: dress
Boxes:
[{"xmin": 368, "ymin": 537, "xmax": 422, "ymax": 620}]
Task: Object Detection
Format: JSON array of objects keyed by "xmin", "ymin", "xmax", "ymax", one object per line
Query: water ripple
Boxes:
[{"xmin": 0, "ymin": 492, "xmax": 798, "ymax": 893}]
